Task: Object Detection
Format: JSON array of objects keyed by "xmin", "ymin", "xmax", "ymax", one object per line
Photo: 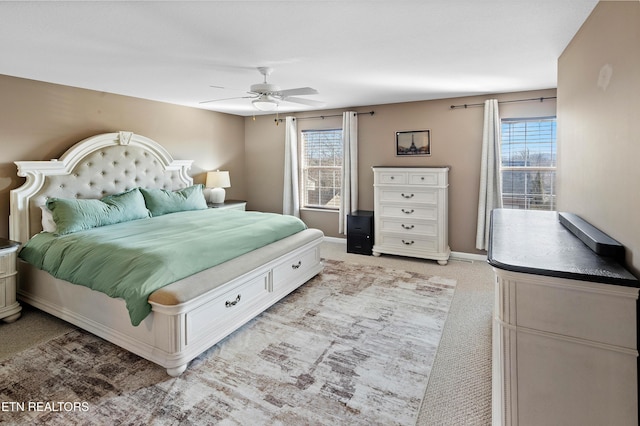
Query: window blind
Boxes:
[
  {"xmin": 301, "ymin": 129, "xmax": 343, "ymax": 209},
  {"xmin": 501, "ymin": 117, "xmax": 557, "ymax": 210}
]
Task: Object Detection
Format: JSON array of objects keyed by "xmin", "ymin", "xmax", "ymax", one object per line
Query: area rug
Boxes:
[{"xmin": 0, "ymin": 259, "xmax": 456, "ymax": 425}]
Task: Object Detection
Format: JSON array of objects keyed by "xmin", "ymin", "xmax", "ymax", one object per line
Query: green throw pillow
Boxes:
[
  {"xmin": 46, "ymin": 188, "xmax": 151, "ymax": 235},
  {"xmin": 139, "ymin": 184, "xmax": 208, "ymax": 217}
]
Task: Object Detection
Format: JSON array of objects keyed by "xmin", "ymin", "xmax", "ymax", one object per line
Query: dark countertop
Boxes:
[{"xmin": 488, "ymin": 209, "xmax": 639, "ymax": 287}]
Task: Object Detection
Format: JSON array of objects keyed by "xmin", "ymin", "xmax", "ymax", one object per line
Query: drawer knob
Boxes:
[
  {"xmin": 401, "ymin": 193, "xmax": 414, "ymax": 199},
  {"xmin": 401, "ymin": 209, "xmax": 414, "ymax": 214},
  {"xmin": 292, "ymin": 261, "xmax": 302, "ymax": 269},
  {"xmin": 401, "ymin": 224, "xmax": 415, "ymax": 230},
  {"xmin": 225, "ymin": 294, "xmax": 241, "ymax": 308},
  {"xmin": 390, "ymin": 176, "xmax": 395, "ymax": 180},
  {"xmin": 402, "ymin": 240, "xmax": 415, "ymax": 245}
]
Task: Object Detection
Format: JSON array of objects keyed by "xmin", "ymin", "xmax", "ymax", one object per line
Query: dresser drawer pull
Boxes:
[
  {"xmin": 401, "ymin": 193, "xmax": 414, "ymax": 199},
  {"xmin": 401, "ymin": 224, "xmax": 415, "ymax": 230},
  {"xmin": 390, "ymin": 176, "xmax": 395, "ymax": 180},
  {"xmin": 401, "ymin": 209, "xmax": 414, "ymax": 214},
  {"xmin": 225, "ymin": 294, "xmax": 241, "ymax": 308},
  {"xmin": 402, "ymin": 240, "xmax": 415, "ymax": 245},
  {"xmin": 291, "ymin": 261, "xmax": 302, "ymax": 269}
]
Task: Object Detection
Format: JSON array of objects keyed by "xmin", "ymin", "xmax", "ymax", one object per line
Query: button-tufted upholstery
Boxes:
[
  {"xmin": 11, "ymin": 132, "xmax": 195, "ymax": 243},
  {"xmin": 28, "ymin": 146, "xmax": 188, "ymax": 235}
]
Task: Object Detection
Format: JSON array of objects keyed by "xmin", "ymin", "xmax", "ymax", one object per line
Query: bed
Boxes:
[{"xmin": 9, "ymin": 131, "xmax": 324, "ymax": 376}]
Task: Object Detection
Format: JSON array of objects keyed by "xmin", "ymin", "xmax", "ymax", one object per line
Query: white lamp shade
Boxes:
[{"xmin": 206, "ymin": 171, "xmax": 231, "ymax": 188}]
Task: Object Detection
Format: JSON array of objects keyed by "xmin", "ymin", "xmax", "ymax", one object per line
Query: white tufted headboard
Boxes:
[{"xmin": 10, "ymin": 131, "xmax": 194, "ymax": 244}]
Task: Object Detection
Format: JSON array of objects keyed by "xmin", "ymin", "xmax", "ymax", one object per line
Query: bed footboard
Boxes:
[{"xmin": 18, "ymin": 234, "xmax": 323, "ymax": 376}]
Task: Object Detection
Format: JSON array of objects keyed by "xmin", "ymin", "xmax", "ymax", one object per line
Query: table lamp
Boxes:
[{"xmin": 206, "ymin": 170, "xmax": 231, "ymax": 203}]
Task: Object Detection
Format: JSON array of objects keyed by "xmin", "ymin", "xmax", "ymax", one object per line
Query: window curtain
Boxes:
[
  {"xmin": 475, "ymin": 99, "xmax": 503, "ymax": 250},
  {"xmin": 283, "ymin": 116, "xmax": 300, "ymax": 218},
  {"xmin": 339, "ymin": 111, "xmax": 358, "ymax": 234}
]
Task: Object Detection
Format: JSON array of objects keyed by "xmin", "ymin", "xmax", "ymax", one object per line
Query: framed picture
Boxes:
[{"xmin": 395, "ymin": 130, "xmax": 431, "ymax": 156}]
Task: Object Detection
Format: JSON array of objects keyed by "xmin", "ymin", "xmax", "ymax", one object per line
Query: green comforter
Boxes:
[{"xmin": 19, "ymin": 209, "xmax": 307, "ymax": 326}]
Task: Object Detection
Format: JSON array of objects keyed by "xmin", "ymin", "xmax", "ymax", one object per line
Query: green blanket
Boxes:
[{"xmin": 19, "ymin": 209, "xmax": 307, "ymax": 326}]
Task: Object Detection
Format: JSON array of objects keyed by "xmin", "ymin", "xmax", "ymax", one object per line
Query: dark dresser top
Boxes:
[{"xmin": 488, "ymin": 209, "xmax": 639, "ymax": 287}]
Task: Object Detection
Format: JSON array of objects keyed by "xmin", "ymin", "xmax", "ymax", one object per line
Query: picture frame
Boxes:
[{"xmin": 395, "ymin": 130, "xmax": 431, "ymax": 156}]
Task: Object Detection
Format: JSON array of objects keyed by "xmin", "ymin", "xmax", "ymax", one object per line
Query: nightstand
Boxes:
[
  {"xmin": 207, "ymin": 200, "xmax": 247, "ymax": 211},
  {"xmin": 347, "ymin": 210, "xmax": 374, "ymax": 255},
  {"xmin": 0, "ymin": 238, "xmax": 21, "ymax": 323}
]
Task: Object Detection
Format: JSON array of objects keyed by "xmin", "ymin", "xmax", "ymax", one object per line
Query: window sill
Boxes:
[{"xmin": 300, "ymin": 207, "xmax": 339, "ymax": 214}]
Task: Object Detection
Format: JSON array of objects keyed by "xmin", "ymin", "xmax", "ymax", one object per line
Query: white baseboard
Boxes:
[
  {"xmin": 450, "ymin": 251, "xmax": 487, "ymax": 263},
  {"xmin": 323, "ymin": 236, "xmax": 346, "ymax": 244},
  {"xmin": 322, "ymin": 237, "xmax": 487, "ymax": 263}
]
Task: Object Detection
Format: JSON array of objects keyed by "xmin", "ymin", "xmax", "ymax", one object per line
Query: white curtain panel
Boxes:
[
  {"xmin": 475, "ymin": 99, "xmax": 503, "ymax": 250},
  {"xmin": 283, "ymin": 116, "xmax": 300, "ymax": 218},
  {"xmin": 339, "ymin": 111, "xmax": 358, "ymax": 234}
]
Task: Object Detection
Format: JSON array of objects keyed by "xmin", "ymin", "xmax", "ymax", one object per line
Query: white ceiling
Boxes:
[{"xmin": 0, "ymin": 1, "xmax": 598, "ymax": 117}]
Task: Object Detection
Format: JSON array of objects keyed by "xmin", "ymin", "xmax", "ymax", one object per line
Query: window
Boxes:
[
  {"xmin": 501, "ymin": 117, "xmax": 557, "ymax": 210},
  {"xmin": 300, "ymin": 129, "xmax": 343, "ymax": 209}
]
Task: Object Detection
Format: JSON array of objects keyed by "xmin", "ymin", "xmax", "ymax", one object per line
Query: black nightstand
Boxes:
[{"xmin": 347, "ymin": 210, "xmax": 374, "ymax": 255}]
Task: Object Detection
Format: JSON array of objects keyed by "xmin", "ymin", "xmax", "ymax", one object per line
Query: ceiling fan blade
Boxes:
[
  {"xmin": 199, "ymin": 95, "xmax": 256, "ymax": 104},
  {"xmin": 209, "ymin": 85, "xmax": 248, "ymax": 92},
  {"xmin": 278, "ymin": 87, "xmax": 319, "ymax": 97},
  {"xmin": 282, "ymin": 97, "xmax": 326, "ymax": 107}
]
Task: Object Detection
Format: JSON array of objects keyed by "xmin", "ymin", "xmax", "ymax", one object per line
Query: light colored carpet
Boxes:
[
  {"xmin": 0, "ymin": 257, "xmax": 457, "ymax": 425},
  {"xmin": 0, "ymin": 304, "xmax": 74, "ymax": 361},
  {"xmin": 0, "ymin": 241, "xmax": 494, "ymax": 425},
  {"xmin": 320, "ymin": 241, "xmax": 494, "ymax": 425}
]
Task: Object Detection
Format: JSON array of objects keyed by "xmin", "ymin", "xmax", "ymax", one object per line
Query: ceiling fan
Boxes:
[{"xmin": 200, "ymin": 67, "xmax": 325, "ymax": 111}]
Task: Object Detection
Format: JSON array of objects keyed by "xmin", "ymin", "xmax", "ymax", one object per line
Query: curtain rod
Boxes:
[
  {"xmin": 449, "ymin": 96, "xmax": 557, "ymax": 110},
  {"xmin": 275, "ymin": 111, "xmax": 375, "ymax": 123}
]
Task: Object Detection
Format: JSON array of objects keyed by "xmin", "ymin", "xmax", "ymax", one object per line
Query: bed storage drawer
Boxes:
[
  {"xmin": 186, "ymin": 272, "xmax": 269, "ymax": 344},
  {"xmin": 272, "ymin": 245, "xmax": 320, "ymax": 292}
]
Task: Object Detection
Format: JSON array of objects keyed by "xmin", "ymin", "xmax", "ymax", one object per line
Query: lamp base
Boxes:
[{"xmin": 209, "ymin": 187, "xmax": 226, "ymax": 204}]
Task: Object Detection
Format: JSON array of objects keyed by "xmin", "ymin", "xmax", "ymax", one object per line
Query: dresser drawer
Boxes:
[
  {"xmin": 378, "ymin": 188, "xmax": 438, "ymax": 204},
  {"xmin": 378, "ymin": 204, "xmax": 438, "ymax": 220},
  {"xmin": 408, "ymin": 171, "xmax": 442, "ymax": 186},
  {"xmin": 379, "ymin": 218, "xmax": 437, "ymax": 237},
  {"xmin": 515, "ymin": 278, "xmax": 637, "ymax": 348},
  {"xmin": 186, "ymin": 272, "xmax": 269, "ymax": 343},
  {"xmin": 272, "ymin": 246, "xmax": 320, "ymax": 290},
  {"xmin": 376, "ymin": 171, "xmax": 408, "ymax": 185},
  {"xmin": 377, "ymin": 234, "xmax": 439, "ymax": 252}
]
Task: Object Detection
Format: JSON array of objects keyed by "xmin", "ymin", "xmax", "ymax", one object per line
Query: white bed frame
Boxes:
[{"xmin": 9, "ymin": 132, "xmax": 324, "ymax": 376}]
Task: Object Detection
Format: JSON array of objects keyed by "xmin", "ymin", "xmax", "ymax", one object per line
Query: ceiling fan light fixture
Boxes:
[{"xmin": 252, "ymin": 95, "xmax": 279, "ymax": 111}]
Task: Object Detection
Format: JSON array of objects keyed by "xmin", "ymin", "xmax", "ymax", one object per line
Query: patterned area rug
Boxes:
[{"xmin": 0, "ymin": 259, "xmax": 455, "ymax": 425}]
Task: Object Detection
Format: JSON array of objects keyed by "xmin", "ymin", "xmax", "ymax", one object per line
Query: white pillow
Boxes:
[{"xmin": 40, "ymin": 205, "xmax": 57, "ymax": 233}]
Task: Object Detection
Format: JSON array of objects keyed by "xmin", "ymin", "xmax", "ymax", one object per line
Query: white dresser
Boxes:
[
  {"xmin": 372, "ymin": 166, "xmax": 450, "ymax": 265},
  {"xmin": 489, "ymin": 209, "xmax": 639, "ymax": 426}
]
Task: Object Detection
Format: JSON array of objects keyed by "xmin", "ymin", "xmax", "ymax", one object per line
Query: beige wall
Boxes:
[
  {"xmin": 245, "ymin": 89, "xmax": 557, "ymax": 254},
  {"xmin": 0, "ymin": 73, "xmax": 558, "ymax": 256},
  {"xmin": 557, "ymin": 1, "xmax": 640, "ymax": 275},
  {"xmin": 0, "ymin": 74, "xmax": 246, "ymax": 239}
]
